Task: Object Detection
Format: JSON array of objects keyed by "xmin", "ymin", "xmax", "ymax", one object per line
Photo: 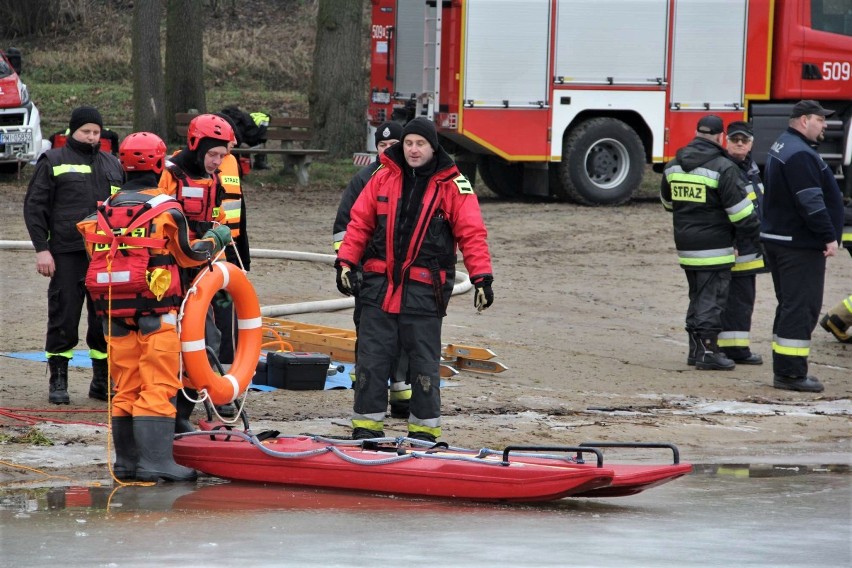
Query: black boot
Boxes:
[
  {"xmin": 173, "ymin": 389, "xmax": 197, "ymax": 434},
  {"xmin": 133, "ymin": 416, "xmax": 197, "ymax": 482},
  {"xmin": 111, "ymin": 416, "xmax": 138, "ymax": 480},
  {"xmin": 695, "ymin": 336, "xmax": 735, "ymax": 371},
  {"xmin": 48, "ymin": 357, "xmax": 70, "ymax": 405},
  {"xmin": 686, "ymin": 328, "xmax": 698, "ymax": 366},
  {"xmin": 253, "ymin": 153, "xmax": 270, "ymax": 170},
  {"xmin": 389, "ymin": 383, "xmax": 411, "ymax": 419},
  {"xmin": 89, "ymin": 359, "xmax": 109, "ymax": 401}
]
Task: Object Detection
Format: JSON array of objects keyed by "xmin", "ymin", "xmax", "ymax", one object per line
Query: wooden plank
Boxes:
[
  {"xmin": 443, "ymin": 344, "xmax": 496, "ymax": 361},
  {"xmin": 269, "ymin": 117, "xmax": 312, "ymax": 128}
]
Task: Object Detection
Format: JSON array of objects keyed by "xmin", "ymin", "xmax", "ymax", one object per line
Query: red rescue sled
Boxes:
[{"xmin": 173, "ymin": 427, "xmax": 691, "ymax": 503}]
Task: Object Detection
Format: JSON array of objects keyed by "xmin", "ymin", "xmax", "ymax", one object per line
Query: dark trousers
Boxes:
[
  {"xmin": 685, "ymin": 269, "xmax": 731, "ymax": 338},
  {"xmin": 720, "ymin": 274, "xmax": 756, "ymax": 358},
  {"xmin": 354, "ymin": 305, "xmax": 441, "ymax": 423},
  {"xmin": 764, "ymin": 242, "xmax": 826, "ymax": 378},
  {"xmin": 45, "ymin": 251, "xmax": 106, "ymax": 356}
]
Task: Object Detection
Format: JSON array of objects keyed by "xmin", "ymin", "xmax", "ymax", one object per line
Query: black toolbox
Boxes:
[{"xmin": 264, "ymin": 351, "xmax": 330, "ymax": 390}]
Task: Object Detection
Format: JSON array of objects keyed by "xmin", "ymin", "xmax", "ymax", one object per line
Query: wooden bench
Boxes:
[{"xmin": 174, "ymin": 113, "xmax": 328, "ymax": 185}]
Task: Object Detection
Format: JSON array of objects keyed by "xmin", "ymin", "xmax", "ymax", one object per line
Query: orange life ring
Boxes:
[{"xmin": 180, "ymin": 261, "xmax": 262, "ymax": 405}]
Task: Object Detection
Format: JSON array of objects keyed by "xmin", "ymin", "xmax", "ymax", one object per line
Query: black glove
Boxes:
[
  {"xmin": 336, "ymin": 260, "xmax": 354, "ymax": 296},
  {"xmin": 472, "ymin": 275, "xmax": 494, "ymax": 312}
]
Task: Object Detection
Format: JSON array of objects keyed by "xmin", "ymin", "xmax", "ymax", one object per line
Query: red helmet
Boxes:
[
  {"xmin": 118, "ymin": 132, "xmax": 167, "ymax": 174},
  {"xmin": 186, "ymin": 113, "xmax": 235, "ymax": 151}
]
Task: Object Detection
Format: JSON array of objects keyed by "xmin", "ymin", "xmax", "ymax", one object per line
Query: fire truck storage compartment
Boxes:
[
  {"xmin": 394, "ymin": 0, "xmax": 437, "ymax": 99},
  {"xmin": 554, "ymin": 0, "xmax": 668, "ymax": 85},
  {"xmin": 670, "ymin": 0, "xmax": 747, "ymax": 110},
  {"xmin": 463, "ymin": 0, "xmax": 550, "ymax": 107}
]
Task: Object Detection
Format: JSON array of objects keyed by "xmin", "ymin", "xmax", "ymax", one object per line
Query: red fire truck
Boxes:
[{"xmin": 366, "ymin": 0, "xmax": 852, "ymax": 205}]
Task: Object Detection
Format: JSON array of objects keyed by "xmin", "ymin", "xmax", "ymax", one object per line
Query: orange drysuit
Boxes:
[{"xmin": 77, "ymin": 181, "xmax": 218, "ymax": 418}]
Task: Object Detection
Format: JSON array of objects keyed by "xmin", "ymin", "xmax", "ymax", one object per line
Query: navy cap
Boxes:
[
  {"xmin": 790, "ymin": 100, "xmax": 834, "ymax": 118},
  {"xmin": 726, "ymin": 121, "xmax": 753, "ymax": 138}
]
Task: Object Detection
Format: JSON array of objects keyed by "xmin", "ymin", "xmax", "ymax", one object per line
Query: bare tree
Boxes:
[
  {"xmin": 132, "ymin": 0, "xmax": 165, "ymax": 136},
  {"xmin": 165, "ymin": 0, "xmax": 206, "ymax": 141},
  {"xmin": 309, "ymin": 0, "xmax": 367, "ymax": 158}
]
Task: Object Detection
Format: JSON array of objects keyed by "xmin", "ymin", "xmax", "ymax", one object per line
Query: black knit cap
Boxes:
[
  {"xmin": 375, "ymin": 121, "xmax": 403, "ymax": 146},
  {"xmin": 69, "ymin": 106, "xmax": 104, "ymax": 135},
  {"xmin": 402, "ymin": 117, "xmax": 439, "ymax": 150}
]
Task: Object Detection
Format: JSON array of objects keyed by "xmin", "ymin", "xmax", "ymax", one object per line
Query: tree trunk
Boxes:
[
  {"xmin": 132, "ymin": 0, "xmax": 166, "ymax": 137},
  {"xmin": 309, "ymin": 0, "xmax": 367, "ymax": 159},
  {"xmin": 165, "ymin": 0, "xmax": 206, "ymax": 142}
]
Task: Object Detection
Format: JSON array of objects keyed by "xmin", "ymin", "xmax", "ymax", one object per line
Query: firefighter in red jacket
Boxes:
[
  {"xmin": 77, "ymin": 132, "xmax": 231, "ymax": 482},
  {"xmin": 336, "ymin": 118, "xmax": 494, "ymax": 442}
]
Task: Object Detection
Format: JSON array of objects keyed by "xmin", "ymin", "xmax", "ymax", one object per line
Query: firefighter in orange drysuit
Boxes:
[
  {"xmin": 157, "ymin": 114, "xmax": 236, "ymax": 430},
  {"xmin": 77, "ymin": 132, "xmax": 231, "ymax": 482}
]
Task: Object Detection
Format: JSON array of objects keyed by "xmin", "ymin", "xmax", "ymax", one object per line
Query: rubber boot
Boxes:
[
  {"xmin": 47, "ymin": 356, "xmax": 70, "ymax": 405},
  {"xmin": 173, "ymin": 389, "xmax": 197, "ymax": 434},
  {"xmin": 89, "ymin": 358, "xmax": 109, "ymax": 401},
  {"xmin": 686, "ymin": 328, "xmax": 698, "ymax": 366},
  {"xmin": 111, "ymin": 416, "xmax": 138, "ymax": 480},
  {"xmin": 133, "ymin": 416, "xmax": 197, "ymax": 482},
  {"xmin": 695, "ymin": 336, "xmax": 735, "ymax": 371},
  {"xmin": 820, "ymin": 304, "xmax": 852, "ymax": 343}
]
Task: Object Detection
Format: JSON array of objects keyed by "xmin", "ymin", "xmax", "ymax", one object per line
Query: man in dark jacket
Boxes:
[
  {"xmin": 336, "ymin": 118, "xmax": 494, "ymax": 442},
  {"xmin": 333, "ymin": 121, "xmax": 412, "ymax": 418},
  {"xmin": 661, "ymin": 115, "xmax": 761, "ymax": 371},
  {"xmin": 762, "ymin": 100, "xmax": 844, "ymax": 392},
  {"xmin": 24, "ymin": 105, "xmax": 125, "ymax": 404},
  {"xmin": 718, "ymin": 120, "xmax": 767, "ymax": 365}
]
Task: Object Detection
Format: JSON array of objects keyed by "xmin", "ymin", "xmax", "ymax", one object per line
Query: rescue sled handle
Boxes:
[
  {"xmin": 579, "ymin": 442, "xmax": 681, "ymax": 465},
  {"xmin": 502, "ymin": 446, "xmax": 604, "ymax": 468}
]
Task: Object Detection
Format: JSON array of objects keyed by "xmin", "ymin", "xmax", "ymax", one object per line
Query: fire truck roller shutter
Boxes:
[{"xmin": 555, "ymin": 117, "xmax": 645, "ymax": 207}]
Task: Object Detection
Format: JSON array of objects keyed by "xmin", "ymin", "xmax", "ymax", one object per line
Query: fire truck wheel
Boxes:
[
  {"xmin": 477, "ymin": 155, "xmax": 522, "ymax": 198},
  {"xmin": 558, "ymin": 117, "xmax": 645, "ymax": 206}
]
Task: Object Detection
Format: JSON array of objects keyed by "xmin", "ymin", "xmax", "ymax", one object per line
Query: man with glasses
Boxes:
[
  {"xmin": 719, "ymin": 121, "xmax": 766, "ymax": 366},
  {"xmin": 761, "ymin": 100, "xmax": 844, "ymax": 393}
]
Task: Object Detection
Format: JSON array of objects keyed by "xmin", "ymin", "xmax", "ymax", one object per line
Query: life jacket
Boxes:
[
  {"xmin": 84, "ymin": 193, "xmax": 186, "ymax": 318},
  {"xmin": 218, "ymin": 154, "xmax": 243, "ymax": 237},
  {"xmin": 164, "ymin": 162, "xmax": 221, "ymax": 233}
]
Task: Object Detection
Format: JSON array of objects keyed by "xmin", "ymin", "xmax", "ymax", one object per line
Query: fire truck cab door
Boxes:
[{"xmin": 670, "ymin": 0, "xmax": 747, "ymax": 110}]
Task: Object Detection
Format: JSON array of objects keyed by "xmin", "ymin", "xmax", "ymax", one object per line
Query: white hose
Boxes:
[{"xmin": 1, "ymin": 241, "xmax": 472, "ymax": 317}]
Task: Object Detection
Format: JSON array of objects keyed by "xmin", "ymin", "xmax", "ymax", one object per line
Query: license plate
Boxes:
[{"xmin": 0, "ymin": 131, "xmax": 31, "ymax": 145}]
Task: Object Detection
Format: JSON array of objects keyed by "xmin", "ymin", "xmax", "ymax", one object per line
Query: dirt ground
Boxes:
[{"xmin": 0, "ymin": 173, "xmax": 849, "ymax": 485}]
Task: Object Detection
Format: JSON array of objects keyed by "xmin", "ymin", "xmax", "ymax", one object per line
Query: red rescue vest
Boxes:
[{"xmin": 84, "ymin": 193, "xmax": 186, "ymax": 317}]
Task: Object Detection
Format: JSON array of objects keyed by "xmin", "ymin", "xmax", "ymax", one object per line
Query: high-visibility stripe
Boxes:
[
  {"xmin": 667, "ymin": 171, "xmax": 719, "ymax": 188},
  {"xmin": 162, "ymin": 312, "xmax": 177, "ymax": 325},
  {"xmin": 678, "ymin": 247, "xmax": 735, "ymax": 267},
  {"xmin": 727, "ymin": 198, "xmax": 754, "ymax": 223},
  {"xmin": 238, "ymin": 316, "xmax": 263, "ymax": 330},
  {"xmin": 46, "ymin": 350, "xmax": 75, "ymax": 359},
  {"xmin": 352, "ymin": 417, "xmax": 385, "ymax": 431},
  {"xmin": 220, "ymin": 175, "xmax": 240, "ymax": 186},
  {"xmin": 181, "ymin": 339, "xmax": 207, "ymax": 353},
  {"xmin": 53, "ymin": 164, "xmax": 92, "ymax": 176},
  {"xmin": 96, "ymin": 270, "xmax": 131, "ymax": 284},
  {"xmin": 718, "ymin": 331, "xmax": 750, "ymax": 347},
  {"xmin": 843, "ymin": 296, "xmax": 852, "ymax": 314},
  {"xmin": 760, "ymin": 232, "xmax": 793, "ymax": 241},
  {"xmin": 772, "ymin": 336, "xmax": 810, "ymax": 357},
  {"xmin": 408, "ymin": 422, "xmax": 441, "ymax": 438},
  {"xmin": 181, "ymin": 186, "xmax": 205, "ymax": 198},
  {"xmin": 89, "ymin": 349, "xmax": 108, "ymax": 360}
]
